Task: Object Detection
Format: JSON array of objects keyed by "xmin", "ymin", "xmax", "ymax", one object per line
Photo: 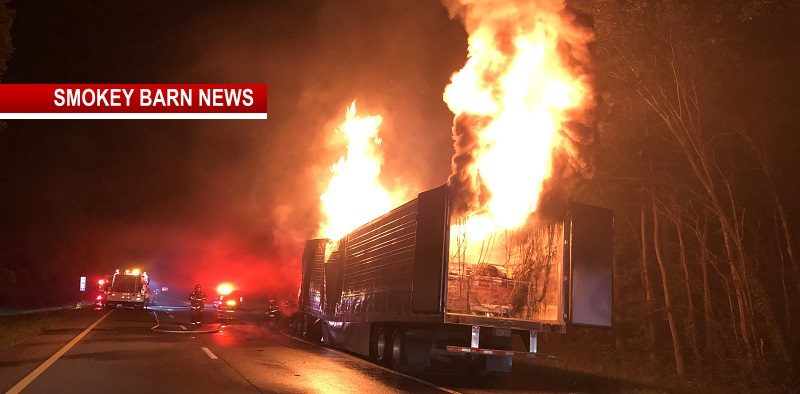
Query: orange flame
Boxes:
[
  {"xmin": 318, "ymin": 101, "xmax": 403, "ymax": 240},
  {"xmin": 444, "ymin": 0, "xmax": 594, "ymax": 235}
]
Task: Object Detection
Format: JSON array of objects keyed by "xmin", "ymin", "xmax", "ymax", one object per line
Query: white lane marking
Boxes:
[
  {"xmin": 150, "ymin": 310, "xmax": 161, "ymax": 330},
  {"xmin": 201, "ymin": 347, "xmax": 218, "ymax": 360},
  {"xmin": 6, "ymin": 309, "xmax": 114, "ymax": 394},
  {"xmin": 179, "ymin": 325, "xmax": 187, "ymax": 331},
  {"xmin": 168, "ymin": 314, "xmax": 174, "ymax": 318},
  {"xmin": 285, "ymin": 334, "xmax": 460, "ymax": 394}
]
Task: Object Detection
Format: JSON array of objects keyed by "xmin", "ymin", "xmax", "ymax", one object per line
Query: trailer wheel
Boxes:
[
  {"xmin": 390, "ymin": 328, "xmax": 407, "ymax": 372},
  {"xmin": 371, "ymin": 326, "xmax": 390, "ymax": 365}
]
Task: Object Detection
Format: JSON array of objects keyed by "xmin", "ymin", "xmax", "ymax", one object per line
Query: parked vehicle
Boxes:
[
  {"xmin": 212, "ymin": 291, "xmax": 246, "ymax": 310},
  {"xmin": 106, "ymin": 269, "xmax": 151, "ymax": 309},
  {"xmin": 293, "ymin": 185, "xmax": 613, "ymax": 374}
]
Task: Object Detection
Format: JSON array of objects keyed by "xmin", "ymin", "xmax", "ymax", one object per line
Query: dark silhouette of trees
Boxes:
[{"xmin": 573, "ymin": 0, "xmax": 799, "ymax": 389}]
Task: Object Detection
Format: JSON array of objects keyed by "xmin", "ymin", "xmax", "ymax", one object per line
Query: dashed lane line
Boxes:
[
  {"xmin": 179, "ymin": 325, "xmax": 187, "ymax": 331},
  {"xmin": 201, "ymin": 347, "xmax": 218, "ymax": 360},
  {"xmin": 5, "ymin": 309, "xmax": 114, "ymax": 394}
]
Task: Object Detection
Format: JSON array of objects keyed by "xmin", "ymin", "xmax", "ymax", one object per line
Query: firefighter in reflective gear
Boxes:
[{"xmin": 189, "ymin": 284, "xmax": 206, "ymax": 325}]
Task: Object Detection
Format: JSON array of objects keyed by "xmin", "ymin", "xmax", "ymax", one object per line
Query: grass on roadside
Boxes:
[{"xmin": 0, "ymin": 309, "xmax": 75, "ymax": 350}]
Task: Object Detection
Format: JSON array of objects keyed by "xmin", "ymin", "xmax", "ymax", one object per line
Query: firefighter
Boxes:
[{"xmin": 189, "ymin": 284, "xmax": 206, "ymax": 325}]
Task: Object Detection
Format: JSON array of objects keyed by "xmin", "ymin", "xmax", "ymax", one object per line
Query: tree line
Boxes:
[{"xmin": 573, "ymin": 0, "xmax": 799, "ymax": 389}]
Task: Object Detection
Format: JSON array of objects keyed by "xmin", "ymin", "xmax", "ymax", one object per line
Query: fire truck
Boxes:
[
  {"xmin": 106, "ymin": 268, "xmax": 151, "ymax": 309},
  {"xmin": 294, "ymin": 185, "xmax": 613, "ymax": 374}
]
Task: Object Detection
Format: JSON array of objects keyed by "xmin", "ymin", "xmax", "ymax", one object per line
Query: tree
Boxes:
[{"xmin": 575, "ymin": 0, "xmax": 799, "ymax": 387}]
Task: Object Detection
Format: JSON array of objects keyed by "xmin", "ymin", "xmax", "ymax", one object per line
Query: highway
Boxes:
[{"xmin": 0, "ymin": 300, "xmax": 648, "ymax": 393}]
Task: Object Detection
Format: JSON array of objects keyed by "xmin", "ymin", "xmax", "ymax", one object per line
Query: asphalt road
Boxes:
[{"xmin": 0, "ymin": 302, "xmax": 659, "ymax": 394}]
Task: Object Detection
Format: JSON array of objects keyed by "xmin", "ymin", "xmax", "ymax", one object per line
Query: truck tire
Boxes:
[
  {"xmin": 390, "ymin": 328, "xmax": 407, "ymax": 372},
  {"xmin": 371, "ymin": 326, "xmax": 390, "ymax": 365}
]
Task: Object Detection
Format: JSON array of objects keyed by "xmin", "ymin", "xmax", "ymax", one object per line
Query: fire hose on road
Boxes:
[{"xmin": 149, "ymin": 309, "xmax": 220, "ymax": 334}]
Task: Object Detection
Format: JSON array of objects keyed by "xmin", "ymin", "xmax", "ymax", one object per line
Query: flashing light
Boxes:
[
  {"xmin": 98, "ymin": 279, "xmax": 105, "ymax": 285},
  {"xmin": 226, "ymin": 299, "xmax": 237, "ymax": 307},
  {"xmin": 217, "ymin": 283, "xmax": 234, "ymax": 295},
  {"xmin": 125, "ymin": 268, "xmax": 141, "ymax": 275},
  {"xmin": 96, "ymin": 295, "xmax": 103, "ymax": 301}
]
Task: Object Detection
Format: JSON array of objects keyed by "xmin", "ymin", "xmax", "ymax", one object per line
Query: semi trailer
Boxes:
[{"xmin": 295, "ymin": 185, "xmax": 613, "ymax": 373}]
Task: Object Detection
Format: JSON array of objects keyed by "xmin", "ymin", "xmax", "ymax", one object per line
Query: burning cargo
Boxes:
[{"xmin": 295, "ymin": 185, "xmax": 612, "ymax": 373}]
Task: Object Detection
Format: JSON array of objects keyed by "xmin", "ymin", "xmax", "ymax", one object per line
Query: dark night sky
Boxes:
[{"xmin": 0, "ymin": 1, "xmax": 466, "ymax": 306}]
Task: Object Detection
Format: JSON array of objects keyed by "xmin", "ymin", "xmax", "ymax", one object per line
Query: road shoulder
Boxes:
[{"xmin": 0, "ymin": 307, "xmax": 108, "ymax": 392}]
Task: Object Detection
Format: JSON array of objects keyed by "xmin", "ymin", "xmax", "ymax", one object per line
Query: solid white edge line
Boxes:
[
  {"xmin": 284, "ymin": 334, "xmax": 460, "ymax": 394},
  {"xmin": 0, "ymin": 113, "xmax": 268, "ymax": 120},
  {"xmin": 5, "ymin": 309, "xmax": 114, "ymax": 394},
  {"xmin": 201, "ymin": 347, "xmax": 218, "ymax": 360}
]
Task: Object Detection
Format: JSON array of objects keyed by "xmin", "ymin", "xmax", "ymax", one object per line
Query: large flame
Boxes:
[
  {"xmin": 318, "ymin": 101, "xmax": 401, "ymax": 240},
  {"xmin": 444, "ymin": 0, "xmax": 594, "ymax": 235}
]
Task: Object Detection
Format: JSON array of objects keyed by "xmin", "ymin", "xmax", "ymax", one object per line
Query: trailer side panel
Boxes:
[
  {"xmin": 339, "ymin": 200, "xmax": 418, "ymax": 321},
  {"xmin": 411, "ymin": 185, "xmax": 449, "ymax": 313},
  {"xmin": 301, "ymin": 239, "xmax": 327, "ymax": 317}
]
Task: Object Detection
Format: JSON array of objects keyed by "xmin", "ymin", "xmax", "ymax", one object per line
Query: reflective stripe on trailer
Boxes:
[
  {"xmin": 445, "ymin": 346, "xmax": 515, "ymax": 356},
  {"xmin": 445, "ymin": 346, "xmax": 558, "ymax": 359}
]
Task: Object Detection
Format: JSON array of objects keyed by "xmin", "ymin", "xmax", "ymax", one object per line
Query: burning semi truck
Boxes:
[{"xmin": 294, "ymin": 185, "xmax": 612, "ymax": 374}]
